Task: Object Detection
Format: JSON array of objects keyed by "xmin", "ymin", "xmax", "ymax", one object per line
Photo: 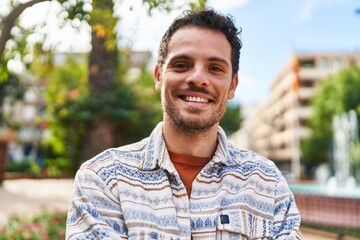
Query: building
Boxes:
[{"xmin": 239, "ymin": 51, "xmax": 360, "ymax": 178}]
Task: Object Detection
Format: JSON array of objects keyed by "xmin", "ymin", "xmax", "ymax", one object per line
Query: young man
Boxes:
[{"xmin": 66, "ymin": 9, "xmax": 302, "ymax": 239}]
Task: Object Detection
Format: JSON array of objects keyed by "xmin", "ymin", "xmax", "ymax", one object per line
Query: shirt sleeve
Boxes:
[
  {"xmin": 66, "ymin": 167, "xmax": 127, "ymax": 239},
  {"xmin": 272, "ymin": 175, "xmax": 303, "ymax": 239}
]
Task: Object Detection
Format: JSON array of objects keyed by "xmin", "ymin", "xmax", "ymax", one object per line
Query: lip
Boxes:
[
  {"xmin": 180, "ymin": 90, "xmax": 213, "ymax": 99},
  {"xmin": 180, "ymin": 95, "xmax": 210, "ymax": 103},
  {"xmin": 178, "ymin": 93, "xmax": 213, "ymax": 110}
]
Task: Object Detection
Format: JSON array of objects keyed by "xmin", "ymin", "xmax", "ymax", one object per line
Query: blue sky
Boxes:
[
  {"xmin": 222, "ymin": 0, "xmax": 360, "ymax": 105},
  {"xmin": 117, "ymin": 0, "xmax": 360, "ymax": 106},
  {"xmin": 17, "ymin": 0, "xmax": 360, "ymax": 106}
]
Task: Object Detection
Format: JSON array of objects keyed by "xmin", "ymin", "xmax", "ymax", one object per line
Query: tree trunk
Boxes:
[
  {"xmin": 81, "ymin": 118, "xmax": 117, "ymax": 162},
  {"xmin": 88, "ymin": 30, "xmax": 117, "ymax": 94},
  {"xmin": 81, "ymin": 15, "xmax": 118, "ymax": 162}
]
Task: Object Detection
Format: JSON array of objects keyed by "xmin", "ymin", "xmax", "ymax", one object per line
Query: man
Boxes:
[{"xmin": 66, "ymin": 9, "xmax": 302, "ymax": 239}]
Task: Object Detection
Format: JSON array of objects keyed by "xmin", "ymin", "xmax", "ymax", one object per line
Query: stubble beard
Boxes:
[{"xmin": 161, "ymin": 88, "xmax": 227, "ymax": 134}]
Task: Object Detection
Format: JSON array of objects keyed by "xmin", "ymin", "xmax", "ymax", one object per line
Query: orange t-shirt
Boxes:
[{"xmin": 168, "ymin": 151, "xmax": 211, "ymax": 197}]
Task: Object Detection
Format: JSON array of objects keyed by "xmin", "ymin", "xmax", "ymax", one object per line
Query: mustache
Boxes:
[{"xmin": 172, "ymin": 84, "xmax": 212, "ymax": 97}]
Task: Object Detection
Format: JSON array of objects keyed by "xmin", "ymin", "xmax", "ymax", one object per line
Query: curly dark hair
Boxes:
[{"xmin": 157, "ymin": 9, "xmax": 242, "ymax": 77}]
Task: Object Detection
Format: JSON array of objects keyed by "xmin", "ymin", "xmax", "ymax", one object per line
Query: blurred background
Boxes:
[{"xmin": 0, "ymin": 0, "xmax": 360, "ymax": 239}]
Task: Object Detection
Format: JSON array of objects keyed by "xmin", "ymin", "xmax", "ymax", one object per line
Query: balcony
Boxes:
[{"xmin": 299, "ymin": 68, "xmax": 338, "ymax": 80}]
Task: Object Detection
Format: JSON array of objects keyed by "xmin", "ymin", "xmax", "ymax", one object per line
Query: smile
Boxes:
[{"xmin": 182, "ymin": 96, "xmax": 210, "ymax": 103}]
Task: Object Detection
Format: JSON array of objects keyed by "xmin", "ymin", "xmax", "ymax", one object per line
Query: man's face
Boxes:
[{"xmin": 154, "ymin": 26, "xmax": 238, "ymax": 133}]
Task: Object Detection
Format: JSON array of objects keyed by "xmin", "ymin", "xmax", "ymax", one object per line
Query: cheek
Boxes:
[{"xmin": 217, "ymin": 84, "xmax": 233, "ymax": 100}]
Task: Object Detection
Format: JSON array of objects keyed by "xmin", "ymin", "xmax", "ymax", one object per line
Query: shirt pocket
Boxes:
[{"xmin": 216, "ymin": 209, "xmax": 273, "ymax": 239}]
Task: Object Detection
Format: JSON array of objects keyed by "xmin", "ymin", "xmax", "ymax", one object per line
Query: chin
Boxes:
[{"xmin": 172, "ymin": 117, "xmax": 218, "ymax": 134}]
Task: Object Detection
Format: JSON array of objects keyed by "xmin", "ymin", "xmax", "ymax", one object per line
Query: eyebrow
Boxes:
[
  {"xmin": 167, "ymin": 54, "xmax": 191, "ymax": 63},
  {"xmin": 167, "ymin": 54, "xmax": 230, "ymax": 67},
  {"xmin": 208, "ymin": 57, "xmax": 230, "ymax": 67}
]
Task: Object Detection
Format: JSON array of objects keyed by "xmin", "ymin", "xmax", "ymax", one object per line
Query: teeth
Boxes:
[{"xmin": 185, "ymin": 96, "xmax": 209, "ymax": 103}]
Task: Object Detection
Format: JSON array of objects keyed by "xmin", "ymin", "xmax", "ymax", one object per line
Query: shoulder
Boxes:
[
  {"xmin": 227, "ymin": 144, "xmax": 283, "ymax": 181},
  {"xmin": 79, "ymin": 137, "xmax": 150, "ymax": 173}
]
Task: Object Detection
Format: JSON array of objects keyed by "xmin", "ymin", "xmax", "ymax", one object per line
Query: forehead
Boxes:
[{"xmin": 166, "ymin": 26, "xmax": 232, "ymax": 63}]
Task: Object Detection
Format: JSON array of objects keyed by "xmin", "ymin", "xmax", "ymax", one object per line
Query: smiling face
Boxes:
[{"xmin": 154, "ymin": 26, "xmax": 238, "ymax": 133}]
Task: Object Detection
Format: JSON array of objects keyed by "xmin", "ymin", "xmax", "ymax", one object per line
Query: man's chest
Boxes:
[{"xmin": 117, "ymin": 171, "xmax": 275, "ymax": 239}]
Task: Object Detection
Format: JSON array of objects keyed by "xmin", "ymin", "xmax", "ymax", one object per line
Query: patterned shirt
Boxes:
[{"xmin": 66, "ymin": 122, "xmax": 302, "ymax": 239}]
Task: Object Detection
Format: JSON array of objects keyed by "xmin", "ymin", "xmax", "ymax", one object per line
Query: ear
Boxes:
[
  {"xmin": 154, "ymin": 65, "xmax": 162, "ymax": 92},
  {"xmin": 228, "ymin": 73, "xmax": 239, "ymax": 100}
]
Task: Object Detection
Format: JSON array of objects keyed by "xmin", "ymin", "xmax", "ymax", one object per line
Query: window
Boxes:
[
  {"xmin": 319, "ymin": 58, "xmax": 329, "ymax": 69},
  {"xmin": 333, "ymin": 58, "xmax": 342, "ymax": 69},
  {"xmin": 299, "ymin": 59, "xmax": 315, "ymax": 68},
  {"xmin": 300, "ymin": 79, "xmax": 314, "ymax": 88}
]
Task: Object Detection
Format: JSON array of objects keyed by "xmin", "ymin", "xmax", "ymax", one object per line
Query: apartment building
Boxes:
[{"xmin": 240, "ymin": 51, "xmax": 360, "ymax": 177}]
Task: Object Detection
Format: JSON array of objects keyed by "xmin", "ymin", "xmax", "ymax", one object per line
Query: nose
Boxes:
[{"xmin": 185, "ymin": 65, "xmax": 209, "ymax": 87}]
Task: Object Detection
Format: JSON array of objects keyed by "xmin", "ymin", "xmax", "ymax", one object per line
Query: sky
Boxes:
[{"xmin": 12, "ymin": 0, "xmax": 360, "ymax": 106}]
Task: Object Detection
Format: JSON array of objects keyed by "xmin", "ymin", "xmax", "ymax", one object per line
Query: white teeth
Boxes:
[{"xmin": 185, "ymin": 96, "xmax": 209, "ymax": 103}]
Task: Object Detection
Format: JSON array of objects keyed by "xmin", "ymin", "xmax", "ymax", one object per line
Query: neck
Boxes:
[{"xmin": 162, "ymin": 120, "xmax": 218, "ymax": 158}]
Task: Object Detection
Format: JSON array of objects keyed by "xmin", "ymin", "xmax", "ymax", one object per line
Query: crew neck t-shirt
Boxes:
[{"xmin": 168, "ymin": 151, "xmax": 211, "ymax": 197}]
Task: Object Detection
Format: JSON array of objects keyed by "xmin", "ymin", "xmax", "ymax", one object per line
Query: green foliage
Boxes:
[
  {"xmin": 5, "ymin": 157, "xmax": 71, "ymax": 178},
  {"xmin": 29, "ymin": 162, "xmax": 42, "ymax": 179},
  {"xmin": 0, "ymin": 61, "xmax": 9, "ymax": 83},
  {"xmin": 0, "ymin": 211, "xmax": 67, "ymax": 240},
  {"xmin": 38, "ymin": 54, "xmax": 162, "ymax": 173},
  {"xmin": 301, "ymin": 66, "xmax": 360, "ymax": 170},
  {"xmin": 220, "ymin": 103, "xmax": 242, "ymax": 135},
  {"xmin": 44, "ymin": 158, "xmax": 71, "ymax": 178},
  {"xmin": 57, "ymin": 79, "xmax": 161, "ymax": 139},
  {"xmin": 1, "ymin": 0, "xmax": 209, "ymax": 175},
  {"xmin": 0, "ymin": 21, "xmax": 34, "ymax": 81},
  {"xmin": 142, "ymin": 0, "xmax": 208, "ymax": 14},
  {"xmin": 53, "ymin": 78, "xmax": 161, "ymax": 172},
  {"xmin": 5, "ymin": 160, "xmax": 31, "ymax": 172},
  {"xmin": 39, "ymin": 56, "xmax": 87, "ymax": 172},
  {"xmin": 60, "ymin": 0, "xmax": 90, "ymax": 21},
  {"xmin": 189, "ymin": 0, "xmax": 208, "ymax": 10},
  {"xmin": 142, "ymin": 0, "xmax": 176, "ymax": 13}
]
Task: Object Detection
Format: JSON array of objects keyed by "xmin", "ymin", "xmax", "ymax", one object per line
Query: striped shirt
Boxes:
[{"xmin": 66, "ymin": 122, "xmax": 302, "ymax": 239}]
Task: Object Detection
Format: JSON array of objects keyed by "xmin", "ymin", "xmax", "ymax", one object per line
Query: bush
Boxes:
[
  {"xmin": 0, "ymin": 211, "xmax": 67, "ymax": 240},
  {"xmin": 5, "ymin": 160, "xmax": 31, "ymax": 172}
]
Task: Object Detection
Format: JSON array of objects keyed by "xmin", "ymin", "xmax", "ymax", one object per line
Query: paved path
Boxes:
[{"xmin": 0, "ymin": 178, "xmax": 74, "ymax": 227}]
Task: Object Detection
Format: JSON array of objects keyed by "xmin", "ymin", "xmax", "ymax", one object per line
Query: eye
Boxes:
[
  {"xmin": 172, "ymin": 62, "xmax": 189, "ymax": 72},
  {"xmin": 209, "ymin": 65, "xmax": 224, "ymax": 73}
]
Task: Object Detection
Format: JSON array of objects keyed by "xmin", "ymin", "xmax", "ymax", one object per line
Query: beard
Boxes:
[{"xmin": 161, "ymin": 85, "xmax": 228, "ymax": 134}]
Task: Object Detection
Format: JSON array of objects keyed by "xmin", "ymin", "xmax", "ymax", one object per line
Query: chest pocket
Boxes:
[{"xmin": 216, "ymin": 209, "xmax": 273, "ymax": 239}]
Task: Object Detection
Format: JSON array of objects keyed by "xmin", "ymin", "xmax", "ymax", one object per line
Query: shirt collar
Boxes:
[{"xmin": 140, "ymin": 122, "xmax": 237, "ymax": 171}]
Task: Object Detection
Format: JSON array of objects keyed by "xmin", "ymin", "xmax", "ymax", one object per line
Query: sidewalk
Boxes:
[{"xmin": 0, "ymin": 178, "xmax": 74, "ymax": 227}]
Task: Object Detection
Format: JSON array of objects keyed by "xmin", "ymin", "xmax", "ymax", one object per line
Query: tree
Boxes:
[
  {"xmin": 1, "ymin": 0, "xmax": 208, "ymax": 173},
  {"xmin": 220, "ymin": 103, "xmax": 242, "ymax": 136},
  {"xmin": 0, "ymin": 0, "xmax": 48, "ymax": 59},
  {"xmin": 36, "ymin": 53, "xmax": 162, "ymax": 172},
  {"xmin": 63, "ymin": 0, "xmax": 207, "ymax": 163},
  {"xmin": 1, "ymin": 0, "xmax": 207, "ymax": 79},
  {"xmin": 301, "ymin": 66, "xmax": 360, "ymax": 176}
]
